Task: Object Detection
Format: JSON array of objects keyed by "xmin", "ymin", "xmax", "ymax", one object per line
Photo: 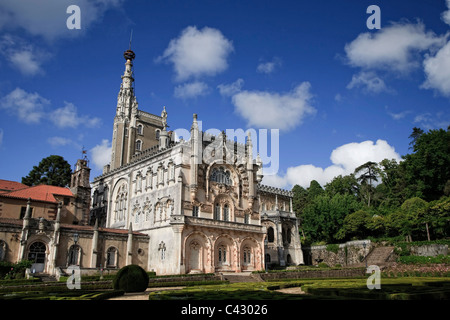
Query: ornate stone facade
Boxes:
[{"xmin": 90, "ymin": 48, "xmax": 304, "ymax": 275}]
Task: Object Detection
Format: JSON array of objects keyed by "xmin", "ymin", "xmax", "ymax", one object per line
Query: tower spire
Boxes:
[{"xmin": 129, "ymin": 29, "xmax": 133, "ymax": 50}]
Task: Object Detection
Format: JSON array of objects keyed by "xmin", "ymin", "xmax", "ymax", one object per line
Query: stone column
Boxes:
[
  {"xmin": 90, "ymin": 219, "xmax": 99, "ymax": 268},
  {"xmin": 50, "ymin": 202, "xmax": 62, "ymax": 275},
  {"xmin": 171, "ymin": 215, "xmax": 185, "ymax": 274},
  {"xmin": 18, "ymin": 198, "xmax": 32, "ymax": 261},
  {"xmin": 126, "ymin": 223, "xmax": 133, "ymax": 265}
]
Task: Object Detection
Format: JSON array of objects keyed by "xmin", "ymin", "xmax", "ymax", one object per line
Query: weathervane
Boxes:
[{"xmin": 124, "ymin": 29, "xmax": 135, "ymax": 61}]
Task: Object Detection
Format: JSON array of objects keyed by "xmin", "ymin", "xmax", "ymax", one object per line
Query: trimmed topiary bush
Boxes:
[{"xmin": 113, "ymin": 264, "xmax": 149, "ymax": 293}]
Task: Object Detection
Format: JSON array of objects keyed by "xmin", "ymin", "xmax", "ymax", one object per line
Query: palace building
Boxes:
[
  {"xmin": 0, "ymin": 47, "xmax": 303, "ymax": 278},
  {"xmin": 90, "ymin": 48, "xmax": 303, "ymax": 275}
]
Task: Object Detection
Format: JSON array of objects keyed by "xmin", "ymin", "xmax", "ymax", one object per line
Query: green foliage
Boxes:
[
  {"xmin": 292, "ymin": 126, "xmax": 450, "ymax": 244},
  {"xmin": 0, "ymin": 260, "xmax": 33, "ymax": 279},
  {"xmin": 398, "ymin": 255, "xmax": 450, "ymax": 265},
  {"xmin": 113, "ymin": 264, "xmax": 149, "ymax": 293},
  {"xmin": 22, "ymin": 155, "xmax": 72, "ymax": 187},
  {"xmin": 326, "ymin": 244, "xmax": 339, "ymax": 254},
  {"xmin": 302, "ymin": 193, "xmax": 361, "ymax": 243}
]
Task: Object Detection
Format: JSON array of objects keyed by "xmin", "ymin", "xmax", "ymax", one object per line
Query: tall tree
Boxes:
[
  {"xmin": 401, "ymin": 127, "xmax": 450, "ymax": 201},
  {"xmin": 22, "ymin": 155, "xmax": 72, "ymax": 187},
  {"xmin": 354, "ymin": 161, "xmax": 380, "ymax": 207}
]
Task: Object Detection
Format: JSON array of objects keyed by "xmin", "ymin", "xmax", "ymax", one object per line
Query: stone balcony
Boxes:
[
  {"xmin": 261, "ymin": 210, "xmax": 296, "ymax": 219},
  {"xmin": 182, "ymin": 215, "xmax": 264, "ymax": 234}
]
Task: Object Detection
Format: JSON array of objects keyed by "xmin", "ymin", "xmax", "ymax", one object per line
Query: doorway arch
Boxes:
[{"xmin": 28, "ymin": 241, "xmax": 47, "ymax": 273}]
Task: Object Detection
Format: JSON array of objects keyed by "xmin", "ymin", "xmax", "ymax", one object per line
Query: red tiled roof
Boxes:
[
  {"xmin": 0, "ymin": 184, "xmax": 73, "ymax": 203},
  {"xmin": 0, "ymin": 179, "xmax": 29, "ymax": 194}
]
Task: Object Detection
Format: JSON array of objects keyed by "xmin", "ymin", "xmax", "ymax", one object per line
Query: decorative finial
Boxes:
[{"xmin": 124, "ymin": 30, "xmax": 135, "ymax": 61}]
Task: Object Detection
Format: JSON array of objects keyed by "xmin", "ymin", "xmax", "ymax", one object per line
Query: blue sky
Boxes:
[{"xmin": 0, "ymin": 0, "xmax": 449, "ymax": 189}]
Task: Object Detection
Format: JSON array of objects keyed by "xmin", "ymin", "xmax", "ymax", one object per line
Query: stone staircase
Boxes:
[
  {"xmin": 360, "ymin": 246, "xmax": 396, "ymax": 268},
  {"xmin": 221, "ymin": 272, "xmax": 263, "ymax": 283}
]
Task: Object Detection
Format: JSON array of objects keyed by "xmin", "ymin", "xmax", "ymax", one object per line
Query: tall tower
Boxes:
[
  {"xmin": 70, "ymin": 152, "xmax": 91, "ymax": 225},
  {"xmin": 110, "ymin": 48, "xmax": 138, "ymax": 170},
  {"xmin": 109, "ymin": 47, "xmax": 166, "ymax": 172}
]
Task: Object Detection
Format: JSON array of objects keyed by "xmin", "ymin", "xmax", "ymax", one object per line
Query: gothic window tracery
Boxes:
[
  {"xmin": 114, "ymin": 184, "xmax": 127, "ymax": 222},
  {"xmin": 210, "ymin": 167, "xmax": 232, "ymax": 185}
]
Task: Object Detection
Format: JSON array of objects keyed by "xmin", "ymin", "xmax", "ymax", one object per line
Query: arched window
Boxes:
[
  {"xmin": 155, "ymin": 130, "xmax": 160, "ymax": 140},
  {"xmin": 267, "ymin": 227, "xmax": 274, "ymax": 243},
  {"xmin": 214, "ymin": 203, "xmax": 221, "ymax": 220},
  {"xmin": 223, "ymin": 204, "xmax": 229, "ymax": 221},
  {"xmin": 243, "ymin": 247, "xmax": 251, "ymax": 264},
  {"xmin": 106, "ymin": 247, "xmax": 118, "ymax": 268},
  {"xmin": 137, "ymin": 124, "xmax": 143, "ymax": 135},
  {"xmin": 68, "ymin": 245, "xmax": 81, "ymax": 266},
  {"xmin": 210, "ymin": 167, "xmax": 232, "ymax": 185},
  {"xmin": 136, "ymin": 139, "xmax": 142, "ymax": 151},
  {"xmin": 218, "ymin": 245, "xmax": 227, "ymax": 263},
  {"xmin": 28, "ymin": 242, "xmax": 46, "ymax": 264}
]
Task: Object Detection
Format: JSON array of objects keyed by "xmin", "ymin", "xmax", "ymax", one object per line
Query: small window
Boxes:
[
  {"xmin": 155, "ymin": 130, "xmax": 160, "ymax": 140},
  {"xmin": 192, "ymin": 205, "xmax": 199, "ymax": 217},
  {"xmin": 137, "ymin": 124, "xmax": 143, "ymax": 135},
  {"xmin": 223, "ymin": 204, "xmax": 229, "ymax": 221},
  {"xmin": 106, "ymin": 247, "xmax": 118, "ymax": 267},
  {"xmin": 214, "ymin": 203, "xmax": 220, "ymax": 220},
  {"xmin": 267, "ymin": 227, "xmax": 275, "ymax": 243},
  {"xmin": 136, "ymin": 140, "xmax": 142, "ymax": 151}
]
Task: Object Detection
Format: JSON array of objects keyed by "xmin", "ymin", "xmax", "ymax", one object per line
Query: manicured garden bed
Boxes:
[{"xmin": 148, "ymin": 277, "xmax": 450, "ymax": 300}]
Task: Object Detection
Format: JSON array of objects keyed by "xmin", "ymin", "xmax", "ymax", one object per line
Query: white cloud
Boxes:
[
  {"xmin": 0, "ymin": 87, "xmax": 49, "ymax": 123},
  {"xmin": 49, "ymin": 102, "xmax": 101, "ymax": 128},
  {"xmin": 263, "ymin": 139, "xmax": 401, "ymax": 189},
  {"xmin": 157, "ymin": 26, "xmax": 234, "ymax": 81},
  {"xmin": 174, "ymin": 81, "xmax": 209, "ymax": 99},
  {"xmin": 347, "ymin": 71, "xmax": 392, "ymax": 94},
  {"xmin": 413, "ymin": 112, "xmax": 450, "ymax": 130},
  {"xmin": 47, "ymin": 136, "xmax": 82, "ymax": 149},
  {"xmin": 0, "ymin": 34, "xmax": 49, "ymax": 75},
  {"xmin": 256, "ymin": 57, "xmax": 282, "ymax": 74},
  {"xmin": 90, "ymin": 139, "xmax": 112, "ymax": 170},
  {"xmin": 422, "ymin": 40, "xmax": 450, "ymax": 97},
  {"xmin": 0, "ymin": 0, "xmax": 125, "ymax": 41},
  {"xmin": 231, "ymin": 82, "xmax": 315, "ymax": 131},
  {"xmin": 344, "ymin": 22, "xmax": 446, "ymax": 73},
  {"xmin": 442, "ymin": 0, "xmax": 450, "ymax": 26},
  {"xmin": 217, "ymin": 78, "xmax": 244, "ymax": 97},
  {"xmin": 387, "ymin": 110, "xmax": 410, "ymax": 120}
]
